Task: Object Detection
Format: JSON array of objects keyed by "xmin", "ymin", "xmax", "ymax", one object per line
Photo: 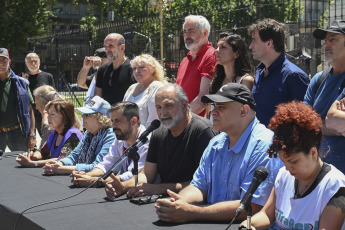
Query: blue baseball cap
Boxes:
[{"xmin": 76, "ymin": 96, "xmax": 110, "ymax": 116}]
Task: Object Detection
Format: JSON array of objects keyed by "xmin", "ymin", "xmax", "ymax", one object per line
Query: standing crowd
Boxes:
[{"xmin": 1, "ymin": 15, "xmax": 345, "ymax": 229}]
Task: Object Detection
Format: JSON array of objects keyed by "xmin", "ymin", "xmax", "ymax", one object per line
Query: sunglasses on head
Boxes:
[{"xmin": 84, "ymin": 113, "xmax": 95, "ymax": 117}]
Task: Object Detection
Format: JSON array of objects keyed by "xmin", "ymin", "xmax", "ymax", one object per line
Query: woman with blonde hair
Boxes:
[{"xmin": 123, "ymin": 54, "xmax": 165, "ymax": 128}]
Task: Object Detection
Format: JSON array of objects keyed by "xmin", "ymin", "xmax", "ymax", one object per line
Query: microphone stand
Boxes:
[
  {"xmin": 96, "ymin": 137, "xmax": 147, "ymax": 186},
  {"xmin": 245, "ymin": 204, "xmax": 252, "ymax": 230}
]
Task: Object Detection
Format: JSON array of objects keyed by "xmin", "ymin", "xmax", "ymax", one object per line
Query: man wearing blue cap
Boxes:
[
  {"xmin": 155, "ymin": 83, "xmax": 282, "ymax": 223},
  {"xmin": 304, "ymin": 20, "xmax": 345, "ymax": 174},
  {"xmin": 0, "ymin": 48, "xmax": 36, "ymax": 152}
]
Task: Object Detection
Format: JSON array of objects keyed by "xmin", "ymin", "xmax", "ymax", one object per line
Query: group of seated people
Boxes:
[{"xmin": 15, "ymin": 78, "xmax": 345, "ymax": 229}]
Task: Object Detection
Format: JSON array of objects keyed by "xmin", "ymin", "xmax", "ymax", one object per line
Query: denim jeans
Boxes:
[{"xmin": 0, "ymin": 128, "xmax": 27, "ymax": 152}]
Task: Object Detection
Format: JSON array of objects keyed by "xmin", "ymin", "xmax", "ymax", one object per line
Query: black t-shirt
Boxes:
[
  {"xmin": 95, "ymin": 59, "xmax": 136, "ymax": 105},
  {"xmin": 28, "ymin": 71, "xmax": 55, "ymax": 94},
  {"xmin": 146, "ymin": 114, "xmax": 218, "ymax": 183}
]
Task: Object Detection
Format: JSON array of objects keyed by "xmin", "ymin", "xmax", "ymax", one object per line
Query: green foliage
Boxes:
[
  {"xmin": 0, "ymin": 0, "xmax": 55, "ymax": 52},
  {"xmin": 80, "ymin": 14, "xmax": 98, "ymax": 40}
]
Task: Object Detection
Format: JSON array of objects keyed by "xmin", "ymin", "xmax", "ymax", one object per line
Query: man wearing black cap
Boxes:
[
  {"xmin": 155, "ymin": 83, "xmax": 282, "ymax": 223},
  {"xmin": 0, "ymin": 48, "xmax": 36, "ymax": 152},
  {"xmin": 304, "ymin": 20, "xmax": 345, "ymax": 174}
]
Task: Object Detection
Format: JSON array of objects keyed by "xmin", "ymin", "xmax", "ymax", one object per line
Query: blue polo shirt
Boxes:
[
  {"xmin": 252, "ymin": 54, "xmax": 309, "ymax": 126},
  {"xmin": 304, "ymin": 71, "xmax": 345, "ymax": 173},
  {"xmin": 191, "ymin": 117, "xmax": 283, "ymax": 205}
]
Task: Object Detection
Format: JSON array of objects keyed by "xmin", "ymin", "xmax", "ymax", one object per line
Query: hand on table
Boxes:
[
  {"xmin": 105, "ymin": 174, "xmax": 125, "ymax": 201},
  {"xmin": 43, "ymin": 161, "xmax": 62, "ymax": 175},
  {"xmin": 71, "ymin": 170, "xmax": 96, "ymax": 187},
  {"xmin": 154, "ymin": 189, "xmax": 192, "ymax": 223}
]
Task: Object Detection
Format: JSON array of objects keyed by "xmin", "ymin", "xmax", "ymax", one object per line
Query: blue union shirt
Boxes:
[
  {"xmin": 191, "ymin": 117, "xmax": 283, "ymax": 205},
  {"xmin": 304, "ymin": 71, "xmax": 345, "ymax": 173},
  {"xmin": 252, "ymin": 54, "xmax": 309, "ymax": 126}
]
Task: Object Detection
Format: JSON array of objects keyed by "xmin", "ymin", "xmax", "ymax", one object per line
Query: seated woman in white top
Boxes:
[
  {"xmin": 241, "ymin": 101, "xmax": 345, "ymax": 230},
  {"xmin": 123, "ymin": 54, "xmax": 165, "ymax": 128}
]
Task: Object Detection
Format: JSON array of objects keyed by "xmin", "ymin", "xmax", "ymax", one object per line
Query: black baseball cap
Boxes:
[
  {"xmin": 201, "ymin": 83, "xmax": 256, "ymax": 110},
  {"xmin": 94, "ymin": 48, "xmax": 107, "ymax": 58},
  {"xmin": 313, "ymin": 20, "xmax": 345, "ymax": 39}
]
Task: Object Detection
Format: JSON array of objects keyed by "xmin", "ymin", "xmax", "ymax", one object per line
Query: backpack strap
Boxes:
[{"xmin": 314, "ymin": 67, "xmax": 333, "ymax": 95}]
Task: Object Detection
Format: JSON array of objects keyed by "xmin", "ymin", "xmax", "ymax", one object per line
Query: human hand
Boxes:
[
  {"xmin": 154, "ymin": 189, "xmax": 192, "ymax": 223},
  {"xmin": 30, "ymin": 151, "xmax": 42, "ymax": 161},
  {"xmin": 83, "ymin": 56, "xmax": 93, "ymax": 68},
  {"xmin": 240, "ymin": 221, "xmax": 257, "ymax": 230},
  {"xmin": 71, "ymin": 171, "xmax": 95, "ymax": 187},
  {"xmin": 16, "ymin": 152, "xmax": 34, "ymax": 167},
  {"xmin": 43, "ymin": 161, "xmax": 63, "ymax": 175},
  {"xmin": 127, "ymin": 183, "xmax": 162, "ymax": 198},
  {"xmin": 21, "ymin": 72, "xmax": 29, "ymax": 80},
  {"xmin": 105, "ymin": 174, "xmax": 125, "ymax": 201},
  {"xmin": 92, "ymin": 57, "xmax": 102, "ymax": 69},
  {"xmin": 339, "ymin": 98, "xmax": 345, "ymax": 111}
]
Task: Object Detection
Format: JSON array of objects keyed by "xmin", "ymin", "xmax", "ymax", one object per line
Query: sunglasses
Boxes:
[{"xmin": 84, "ymin": 113, "xmax": 95, "ymax": 117}]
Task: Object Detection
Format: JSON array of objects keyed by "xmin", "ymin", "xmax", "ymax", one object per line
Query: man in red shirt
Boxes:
[{"xmin": 176, "ymin": 15, "xmax": 216, "ymax": 116}]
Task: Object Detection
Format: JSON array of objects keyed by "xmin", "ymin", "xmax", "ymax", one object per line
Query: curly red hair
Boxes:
[{"xmin": 267, "ymin": 101, "xmax": 322, "ymax": 158}]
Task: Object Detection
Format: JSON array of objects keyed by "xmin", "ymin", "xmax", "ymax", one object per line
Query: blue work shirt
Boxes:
[
  {"xmin": 252, "ymin": 54, "xmax": 309, "ymax": 126},
  {"xmin": 304, "ymin": 71, "xmax": 345, "ymax": 173},
  {"xmin": 191, "ymin": 117, "xmax": 283, "ymax": 205}
]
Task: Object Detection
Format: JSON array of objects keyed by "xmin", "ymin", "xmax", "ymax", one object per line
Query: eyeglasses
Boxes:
[{"xmin": 84, "ymin": 113, "xmax": 95, "ymax": 117}]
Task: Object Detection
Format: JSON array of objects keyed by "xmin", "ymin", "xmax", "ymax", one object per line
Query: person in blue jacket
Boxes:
[
  {"xmin": 43, "ymin": 96, "xmax": 115, "ymax": 174},
  {"xmin": 0, "ymin": 48, "xmax": 36, "ymax": 152}
]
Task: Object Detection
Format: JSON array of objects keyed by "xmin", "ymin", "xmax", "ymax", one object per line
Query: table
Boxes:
[{"xmin": 0, "ymin": 152, "xmax": 240, "ymax": 230}]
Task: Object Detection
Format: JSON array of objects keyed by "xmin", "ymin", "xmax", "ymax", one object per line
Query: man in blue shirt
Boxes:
[
  {"xmin": 249, "ymin": 19, "xmax": 309, "ymax": 126},
  {"xmin": 154, "ymin": 83, "xmax": 283, "ymax": 223},
  {"xmin": 305, "ymin": 20, "xmax": 345, "ymax": 173}
]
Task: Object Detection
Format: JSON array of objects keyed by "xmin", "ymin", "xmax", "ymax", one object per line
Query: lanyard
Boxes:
[{"xmin": 123, "ymin": 127, "xmax": 141, "ymax": 165}]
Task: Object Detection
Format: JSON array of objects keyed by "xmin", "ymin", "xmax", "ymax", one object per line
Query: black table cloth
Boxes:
[{"xmin": 0, "ymin": 152, "xmax": 240, "ymax": 230}]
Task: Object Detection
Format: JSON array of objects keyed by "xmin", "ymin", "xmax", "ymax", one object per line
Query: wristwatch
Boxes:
[
  {"xmin": 34, "ymin": 162, "xmax": 38, "ymax": 167},
  {"xmin": 96, "ymin": 178, "xmax": 103, "ymax": 188},
  {"xmin": 30, "ymin": 134, "xmax": 36, "ymax": 138}
]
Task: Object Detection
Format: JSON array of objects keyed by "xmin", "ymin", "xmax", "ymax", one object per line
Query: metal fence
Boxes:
[{"xmin": 18, "ymin": 0, "xmax": 345, "ymax": 105}]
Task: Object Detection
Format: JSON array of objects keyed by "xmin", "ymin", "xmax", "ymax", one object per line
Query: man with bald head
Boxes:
[{"xmin": 94, "ymin": 33, "xmax": 136, "ymax": 105}]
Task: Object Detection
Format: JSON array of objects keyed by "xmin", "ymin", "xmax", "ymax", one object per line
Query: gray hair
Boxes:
[
  {"xmin": 33, "ymin": 85, "xmax": 61, "ymax": 104},
  {"xmin": 25, "ymin": 52, "xmax": 40, "ymax": 62},
  {"xmin": 157, "ymin": 83, "xmax": 189, "ymax": 105},
  {"xmin": 183, "ymin": 15, "xmax": 211, "ymax": 37}
]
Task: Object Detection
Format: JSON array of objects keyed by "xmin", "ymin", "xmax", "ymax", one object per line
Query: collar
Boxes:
[
  {"xmin": 256, "ymin": 53, "xmax": 286, "ymax": 75},
  {"xmin": 187, "ymin": 42, "xmax": 213, "ymax": 61},
  {"xmin": 214, "ymin": 117, "xmax": 259, "ymax": 154}
]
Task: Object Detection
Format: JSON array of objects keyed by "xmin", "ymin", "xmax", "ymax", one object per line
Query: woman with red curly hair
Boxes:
[{"xmin": 241, "ymin": 101, "xmax": 345, "ymax": 230}]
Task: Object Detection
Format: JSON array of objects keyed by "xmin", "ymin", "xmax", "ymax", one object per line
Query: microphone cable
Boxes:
[
  {"xmin": 13, "ymin": 152, "xmax": 128, "ymax": 230},
  {"xmin": 14, "ymin": 179, "xmax": 97, "ymax": 230}
]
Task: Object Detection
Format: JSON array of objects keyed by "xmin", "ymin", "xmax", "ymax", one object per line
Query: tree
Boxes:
[{"xmin": 0, "ymin": 0, "xmax": 55, "ymax": 52}]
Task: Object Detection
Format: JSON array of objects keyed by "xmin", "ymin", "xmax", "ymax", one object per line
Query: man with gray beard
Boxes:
[
  {"xmin": 176, "ymin": 15, "xmax": 216, "ymax": 117},
  {"xmin": 105, "ymin": 84, "xmax": 217, "ymax": 199},
  {"xmin": 23, "ymin": 53, "xmax": 55, "ymax": 138},
  {"xmin": 94, "ymin": 33, "xmax": 136, "ymax": 105}
]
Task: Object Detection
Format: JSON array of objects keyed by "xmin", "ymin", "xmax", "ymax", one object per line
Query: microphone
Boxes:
[
  {"xmin": 235, "ymin": 166, "xmax": 269, "ymax": 215},
  {"xmin": 132, "ymin": 119, "xmax": 160, "ymax": 147}
]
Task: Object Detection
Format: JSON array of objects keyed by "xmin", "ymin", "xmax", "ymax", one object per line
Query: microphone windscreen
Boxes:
[
  {"xmin": 254, "ymin": 166, "xmax": 269, "ymax": 182},
  {"xmin": 150, "ymin": 119, "xmax": 161, "ymax": 129}
]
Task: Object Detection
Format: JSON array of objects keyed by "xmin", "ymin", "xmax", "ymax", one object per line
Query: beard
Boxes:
[
  {"xmin": 114, "ymin": 126, "xmax": 132, "ymax": 140},
  {"xmin": 184, "ymin": 36, "xmax": 203, "ymax": 51},
  {"xmin": 160, "ymin": 108, "xmax": 184, "ymax": 129},
  {"xmin": 28, "ymin": 65, "xmax": 39, "ymax": 72}
]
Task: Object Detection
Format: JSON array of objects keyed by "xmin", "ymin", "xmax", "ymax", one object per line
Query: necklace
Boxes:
[{"xmin": 294, "ymin": 164, "xmax": 322, "ymax": 199}]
